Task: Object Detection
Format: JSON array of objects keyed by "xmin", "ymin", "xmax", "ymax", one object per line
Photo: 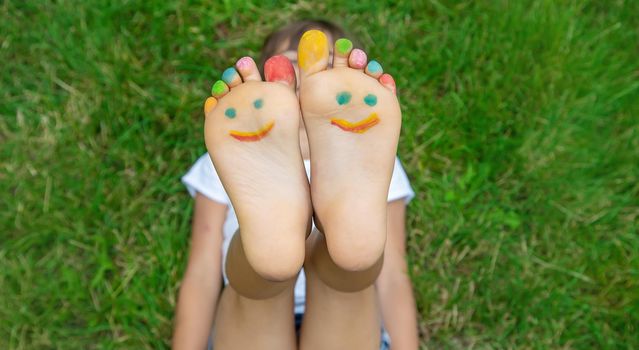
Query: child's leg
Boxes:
[
  {"xmin": 213, "ymin": 231, "xmax": 297, "ymax": 350},
  {"xmin": 204, "ymin": 55, "xmax": 311, "ymax": 349},
  {"xmin": 296, "ymin": 30, "xmax": 401, "ymax": 350},
  {"xmin": 299, "ymin": 229, "xmax": 384, "ymax": 350}
]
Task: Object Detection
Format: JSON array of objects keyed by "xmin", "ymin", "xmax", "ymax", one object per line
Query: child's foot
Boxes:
[
  {"xmin": 298, "ymin": 30, "xmax": 401, "ymax": 271},
  {"xmin": 204, "ymin": 56, "xmax": 311, "ymax": 281}
]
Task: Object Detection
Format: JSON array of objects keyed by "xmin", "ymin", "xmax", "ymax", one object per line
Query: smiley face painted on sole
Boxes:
[
  {"xmin": 205, "ymin": 80, "xmax": 301, "ymax": 148},
  {"xmin": 329, "ymin": 92, "xmax": 381, "ymax": 134},
  {"xmin": 229, "ymin": 120, "xmax": 275, "ymax": 141},
  {"xmin": 204, "ymin": 55, "xmax": 299, "ymax": 144},
  {"xmin": 222, "ymin": 97, "xmax": 276, "ymax": 142}
]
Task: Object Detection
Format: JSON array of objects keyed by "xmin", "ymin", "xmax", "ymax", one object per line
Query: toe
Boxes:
[
  {"xmin": 379, "ymin": 73, "xmax": 396, "ymax": 94},
  {"xmin": 264, "ymin": 55, "xmax": 296, "ymax": 90},
  {"xmin": 365, "ymin": 60, "xmax": 383, "ymax": 79},
  {"xmin": 222, "ymin": 67, "xmax": 242, "ymax": 88},
  {"xmin": 235, "ymin": 56, "xmax": 262, "ymax": 82},
  {"xmin": 348, "ymin": 48, "xmax": 367, "ymax": 70},
  {"xmin": 204, "ymin": 97, "xmax": 217, "ymax": 116},
  {"xmin": 332, "ymin": 38, "xmax": 353, "ymax": 68},
  {"xmin": 298, "ymin": 29, "xmax": 329, "ymax": 78},
  {"xmin": 211, "ymin": 80, "xmax": 230, "ymax": 98}
]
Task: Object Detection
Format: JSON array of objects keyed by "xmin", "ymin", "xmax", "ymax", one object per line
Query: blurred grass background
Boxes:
[{"xmin": 1, "ymin": 0, "xmax": 638, "ymax": 348}]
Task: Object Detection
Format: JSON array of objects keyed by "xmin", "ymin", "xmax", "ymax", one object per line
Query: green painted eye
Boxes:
[
  {"xmin": 225, "ymin": 107, "xmax": 236, "ymax": 118},
  {"xmin": 364, "ymin": 94, "xmax": 377, "ymax": 107},
  {"xmin": 336, "ymin": 91, "xmax": 352, "ymax": 105},
  {"xmin": 253, "ymin": 98, "xmax": 263, "ymax": 109}
]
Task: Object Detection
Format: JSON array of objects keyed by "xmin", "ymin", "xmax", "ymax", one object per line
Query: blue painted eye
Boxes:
[
  {"xmin": 253, "ymin": 98, "xmax": 264, "ymax": 109},
  {"xmin": 336, "ymin": 91, "xmax": 352, "ymax": 105},
  {"xmin": 225, "ymin": 107, "xmax": 236, "ymax": 118},
  {"xmin": 364, "ymin": 94, "xmax": 377, "ymax": 107}
]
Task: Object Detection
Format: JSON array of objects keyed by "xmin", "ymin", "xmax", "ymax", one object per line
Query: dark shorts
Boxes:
[{"xmin": 207, "ymin": 313, "xmax": 391, "ymax": 349}]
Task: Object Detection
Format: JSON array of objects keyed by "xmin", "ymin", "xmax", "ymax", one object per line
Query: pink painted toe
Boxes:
[
  {"xmin": 235, "ymin": 56, "xmax": 261, "ymax": 81},
  {"xmin": 348, "ymin": 49, "xmax": 367, "ymax": 69},
  {"xmin": 236, "ymin": 56, "xmax": 254, "ymax": 70}
]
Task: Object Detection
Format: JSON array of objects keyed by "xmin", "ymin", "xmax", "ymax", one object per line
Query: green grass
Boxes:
[{"xmin": 1, "ymin": 0, "xmax": 638, "ymax": 348}]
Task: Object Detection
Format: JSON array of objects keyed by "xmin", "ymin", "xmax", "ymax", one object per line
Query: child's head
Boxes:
[{"xmin": 259, "ymin": 20, "xmax": 359, "ymax": 86}]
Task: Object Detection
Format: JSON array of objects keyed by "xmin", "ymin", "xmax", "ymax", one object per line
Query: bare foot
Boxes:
[
  {"xmin": 204, "ymin": 56, "xmax": 312, "ymax": 280},
  {"xmin": 297, "ymin": 30, "xmax": 401, "ymax": 271}
]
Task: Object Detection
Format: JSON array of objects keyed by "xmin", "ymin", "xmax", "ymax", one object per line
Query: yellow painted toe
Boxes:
[
  {"xmin": 204, "ymin": 97, "xmax": 217, "ymax": 115},
  {"xmin": 298, "ymin": 30, "xmax": 329, "ymax": 73}
]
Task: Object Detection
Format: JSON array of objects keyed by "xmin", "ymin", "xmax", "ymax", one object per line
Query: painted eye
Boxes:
[
  {"xmin": 225, "ymin": 107, "xmax": 236, "ymax": 118},
  {"xmin": 336, "ymin": 91, "xmax": 352, "ymax": 105},
  {"xmin": 363, "ymin": 94, "xmax": 377, "ymax": 107},
  {"xmin": 253, "ymin": 98, "xmax": 264, "ymax": 109}
]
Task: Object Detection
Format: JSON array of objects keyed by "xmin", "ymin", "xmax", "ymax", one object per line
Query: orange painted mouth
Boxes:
[
  {"xmin": 229, "ymin": 121, "xmax": 275, "ymax": 141},
  {"xmin": 330, "ymin": 113, "xmax": 380, "ymax": 133}
]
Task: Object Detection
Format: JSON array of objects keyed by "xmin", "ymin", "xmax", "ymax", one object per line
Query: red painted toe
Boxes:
[
  {"xmin": 264, "ymin": 55, "xmax": 296, "ymax": 87},
  {"xmin": 379, "ymin": 73, "xmax": 396, "ymax": 94}
]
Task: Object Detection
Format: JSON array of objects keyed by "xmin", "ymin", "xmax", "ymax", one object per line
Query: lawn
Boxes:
[{"xmin": 1, "ymin": 0, "xmax": 638, "ymax": 349}]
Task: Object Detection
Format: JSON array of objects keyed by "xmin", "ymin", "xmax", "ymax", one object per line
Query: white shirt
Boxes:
[{"xmin": 182, "ymin": 154, "xmax": 415, "ymax": 314}]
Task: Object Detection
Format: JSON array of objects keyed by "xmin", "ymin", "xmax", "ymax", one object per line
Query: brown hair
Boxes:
[{"xmin": 259, "ymin": 20, "xmax": 359, "ymax": 72}]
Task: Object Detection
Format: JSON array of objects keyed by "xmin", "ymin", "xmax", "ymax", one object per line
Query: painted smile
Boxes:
[
  {"xmin": 330, "ymin": 113, "xmax": 380, "ymax": 133},
  {"xmin": 229, "ymin": 120, "xmax": 275, "ymax": 141}
]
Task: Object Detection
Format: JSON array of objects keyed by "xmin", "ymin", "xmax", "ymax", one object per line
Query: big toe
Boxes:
[{"xmin": 298, "ymin": 29, "xmax": 330, "ymax": 79}]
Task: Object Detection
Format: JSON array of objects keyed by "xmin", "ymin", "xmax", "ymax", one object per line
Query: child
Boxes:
[{"xmin": 173, "ymin": 20, "xmax": 418, "ymax": 350}]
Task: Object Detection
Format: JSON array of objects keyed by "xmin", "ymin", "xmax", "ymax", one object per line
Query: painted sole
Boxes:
[
  {"xmin": 229, "ymin": 120, "xmax": 275, "ymax": 141},
  {"xmin": 330, "ymin": 113, "xmax": 380, "ymax": 133}
]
